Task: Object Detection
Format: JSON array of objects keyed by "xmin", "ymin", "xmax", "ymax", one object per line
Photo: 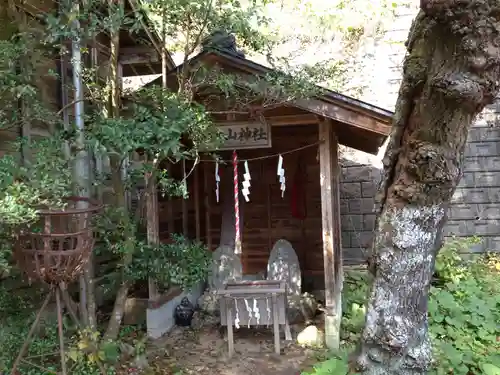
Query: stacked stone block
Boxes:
[
  {"xmin": 339, "ymin": 107, "xmax": 500, "ymax": 260},
  {"xmin": 339, "ymin": 157, "xmax": 381, "ymax": 264},
  {"xmin": 446, "ymin": 102, "xmax": 500, "ymax": 252}
]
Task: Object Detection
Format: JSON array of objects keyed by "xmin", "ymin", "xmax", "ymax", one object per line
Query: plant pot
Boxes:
[{"xmin": 14, "ymin": 196, "xmax": 102, "ymax": 284}]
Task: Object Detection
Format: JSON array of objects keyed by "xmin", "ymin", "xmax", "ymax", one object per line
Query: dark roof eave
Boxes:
[
  {"xmin": 149, "ymin": 49, "xmax": 394, "ymax": 133},
  {"xmin": 181, "ymin": 49, "xmax": 394, "ymax": 124},
  {"xmin": 321, "ymin": 90, "xmax": 394, "ymax": 121},
  {"xmin": 126, "ymin": 0, "xmax": 176, "ymax": 70}
]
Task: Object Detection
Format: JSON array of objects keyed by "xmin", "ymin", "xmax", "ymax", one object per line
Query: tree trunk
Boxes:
[
  {"xmin": 353, "ymin": 2, "xmax": 500, "ymax": 374},
  {"xmin": 103, "ymin": 0, "xmax": 130, "ymax": 341},
  {"xmin": 84, "ymin": 260, "xmax": 97, "ymax": 329}
]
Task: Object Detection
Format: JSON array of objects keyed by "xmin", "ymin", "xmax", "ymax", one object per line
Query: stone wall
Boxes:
[
  {"xmin": 339, "ymin": 3, "xmax": 500, "ymax": 259},
  {"xmin": 339, "ymin": 150, "xmax": 382, "ymax": 264},
  {"xmin": 447, "ymin": 103, "xmax": 500, "ymax": 251}
]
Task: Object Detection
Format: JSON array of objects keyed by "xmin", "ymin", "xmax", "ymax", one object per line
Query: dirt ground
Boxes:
[{"xmin": 147, "ymin": 315, "xmax": 324, "ymax": 375}]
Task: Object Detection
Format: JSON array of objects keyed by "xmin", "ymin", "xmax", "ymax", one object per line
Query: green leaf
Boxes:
[
  {"xmin": 481, "ymin": 364, "xmax": 500, "ymax": 375},
  {"xmin": 305, "ymin": 357, "xmax": 349, "ymax": 374}
]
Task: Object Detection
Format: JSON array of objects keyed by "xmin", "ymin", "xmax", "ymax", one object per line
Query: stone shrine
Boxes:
[
  {"xmin": 208, "ymin": 245, "xmax": 243, "ymax": 291},
  {"xmin": 200, "ymin": 245, "xmax": 243, "ymax": 315},
  {"xmin": 266, "ymin": 239, "xmax": 302, "ymax": 296}
]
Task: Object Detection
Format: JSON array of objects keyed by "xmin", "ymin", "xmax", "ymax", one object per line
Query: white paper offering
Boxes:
[
  {"xmin": 242, "ymin": 160, "xmax": 251, "ymax": 202},
  {"xmin": 215, "ymin": 162, "xmax": 220, "ymax": 203},
  {"xmin": 277, "ymin": 155, "xmax": 286, "ymax": 198},
  {"xmin": 234, "ymin": 298, "xmax": 240, "ymax": 329},
  {"xmin": 253, "ymin": 298, "xmax": 260, "ymax": 325}
]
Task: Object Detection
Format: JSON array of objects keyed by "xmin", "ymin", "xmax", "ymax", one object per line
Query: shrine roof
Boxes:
[{"xmin": 150, "ymin": 48, "xmax": 394, "ymax": 155}]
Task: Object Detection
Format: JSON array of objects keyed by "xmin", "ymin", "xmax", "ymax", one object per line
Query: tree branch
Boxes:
[{"xmin": 185, "ymin": 0, "xmax": 213, "ymax": 58}]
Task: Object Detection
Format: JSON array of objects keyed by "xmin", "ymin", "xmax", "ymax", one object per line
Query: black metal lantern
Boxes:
[{"xmin": 174, "ymin": 297, "xmax": 195, "ymax": 327}]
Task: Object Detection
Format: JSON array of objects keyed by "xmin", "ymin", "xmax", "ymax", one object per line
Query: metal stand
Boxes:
[
  {"xmin": 10, "ymin": 197, "xmax": 103, "ymax": 375},
  {"xmin": 10, "ymin": 196, "xmax": 102, "ymax": 375},
  {"xmin": 9, "ymin": 284, "xmax": 99, "ymax": 375}
]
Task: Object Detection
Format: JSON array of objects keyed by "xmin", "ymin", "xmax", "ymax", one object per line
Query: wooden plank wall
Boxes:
[
  {"xmin": 0, "ymin": 0, "xmax": 58, "ymax": 156},
  {"xmin": 160, "ymin": 124, "xmax": 326, "ymax": 276}
]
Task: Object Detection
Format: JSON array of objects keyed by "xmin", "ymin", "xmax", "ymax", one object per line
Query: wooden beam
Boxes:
[
  {"xmin": 204, "ymin": 162, "xmax": 212, "ymax": 251},
  {"xmin": 267, "ymin": 114, "xmax": 318, "ymax": 126},
  {"xmin": 266, "ymin": 181, "xmax": 272, "ymax": 251},
  {"xmin": 295, "ymin": 98, "xmax": 390, "ymax": 135},
  {"xmin": 146, "ymin": 168, "xmax": 160, "ymax": 300},
  {"xmin": 119, "ymin": 46, "xmax": 160, "ymax": 65},
  {"xmin": 214, "ymin": 114, "xmax": 318, "ymax": 128},
  {"xmin": 318, "ymin": 119, "xmax": 343, "ymax": 350},
  {"xmin": 212, "ymin": 104, "xmax": 388, "ymax": 134},
  {"xmin": 182, "ymin": 159, "xmax": 188, "ymax": 236},
  {"xmin": 194, "ymin": 163, "xmax": 201, "ymax": 241}
]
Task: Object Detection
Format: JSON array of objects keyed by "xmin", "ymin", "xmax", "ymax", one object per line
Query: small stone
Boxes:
[
  {"xmin": 191, "ymin": 311, "xmax": 204, "ymax": 330},
  {"xmin": 198, "ymin": 290, "xmax": 220, "ymax": 315},
  {"xmin": 288, "ymin": 293, "xmax": 319, "ymax": 324},
  {"xmin": 191, "ymin": 310, "xmax": 219, "ymax": 330},
  {"xmin": 297, "ymin": 325, "xmax": 324, "ymax": 348}
]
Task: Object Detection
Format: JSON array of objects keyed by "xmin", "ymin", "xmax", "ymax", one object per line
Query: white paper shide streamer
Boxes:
[
  {"xmin": 266, "ymin": 297, "xmax": 271, "ymax": 327},
  {"xmin": 244, "ymin": 298, "xmax": 252, "ymax": 328},
  {"xmin": 215, "ymin": 161, "xmax": 220, "ymax": 203},
  {"xmin": 242, "ymin": 160, "xmax": 251, "ymax": 202},
  {"xmin": 253, "ymin": 298, "xmax": 260, "ymax": 325},
  {"xmin": 234, "ymin": 298, "xmax": 240, "ymax": 329},
  {"xmin": 277, "ymin": 155, "xmax": 286, "ymax": 197}
]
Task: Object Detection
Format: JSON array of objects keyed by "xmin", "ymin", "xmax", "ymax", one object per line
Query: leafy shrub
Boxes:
[
  {"xmin": 0, "ymin": 287, "xmax": 61, "ymax": 374},
  {"xmin": 128, "ymin": 234, "xmax": 211, "ymax": 292},
  {"xmin": 301, "ymin": 357, "xmax": 350, "ymax": 375},
  {"xmin": 340, "ymin": 269, "xmax": 369, "ymax": 342},
  {"xmin": 0, "ymin": 284, "xmax": 145, "ymax": 375},
  {"xmin": 0, "ymin": 135, "xmax": 73, "ymax": 276},
  {"xmin": 429, "ymin": 238, "xmax": 500, "ymax": 375},
  {"xmin": 433, "ymin": 236, "xmax": 481, "ymax": 285},
  {"xmin": 308, "ymin": 237, "xmax": 500, "ymax": 375}
]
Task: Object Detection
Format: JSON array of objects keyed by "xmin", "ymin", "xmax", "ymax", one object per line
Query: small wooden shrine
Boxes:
[
  {"xmin": 150, "ymin": 35, "xmax": 393, "ymax": 348},
  {"xmin": 218, "ymin": 280, "xmax": 291, "ymax": 356}
]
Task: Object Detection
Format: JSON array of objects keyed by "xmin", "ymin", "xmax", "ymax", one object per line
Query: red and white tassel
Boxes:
[{"xmin": 233, "ymin": 151, "xmax": 241, "ymax": 254}]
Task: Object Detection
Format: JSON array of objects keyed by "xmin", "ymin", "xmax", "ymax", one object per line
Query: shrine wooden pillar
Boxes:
[
  {"xmin": 318, "ymin": 118, "xmax": 343, "ymax": 350},
  {"xmin": 204, "ymin": 160, "xmax": 212, "ymax": 251},
  {"xmin": 146, "ymin": 168, "xmax": 160, "ymax": 300}
]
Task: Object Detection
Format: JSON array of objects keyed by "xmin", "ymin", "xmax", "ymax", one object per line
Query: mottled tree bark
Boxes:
[{"xmin": 353, "ymin": 1, "xmax": 500, "ymax": 374}]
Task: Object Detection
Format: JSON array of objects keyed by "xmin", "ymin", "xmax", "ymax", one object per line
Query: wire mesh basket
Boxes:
[{"xmin": 13, "ymin": 197, "xmax": 102, "ymax": 284}]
